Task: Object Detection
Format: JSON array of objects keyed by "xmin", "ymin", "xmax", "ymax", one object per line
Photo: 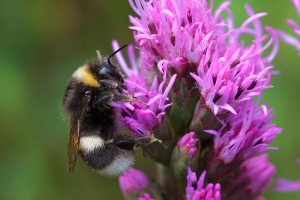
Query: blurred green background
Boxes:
[{"xmin": 0, "ymin": 0, "xmax": 299, "ymax": 199}]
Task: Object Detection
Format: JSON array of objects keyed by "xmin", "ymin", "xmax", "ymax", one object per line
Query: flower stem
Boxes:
[{"xmin": 156, "ymin": 163, "xmax": 181, "ymax": 200}]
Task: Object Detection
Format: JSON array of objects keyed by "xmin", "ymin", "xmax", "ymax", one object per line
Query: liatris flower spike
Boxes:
[{"xmin": 110, "ymin": 0, "xmax": 288, "ymax": 199}]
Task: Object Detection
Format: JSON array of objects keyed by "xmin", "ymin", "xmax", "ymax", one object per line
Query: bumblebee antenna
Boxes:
[
  {"xmin": 107, "ymin": 44, "xmax": 128, "ymax": 67},
  {"xmin": 96, "ymin": 50, "xmax": 102, "ymax": 60}
]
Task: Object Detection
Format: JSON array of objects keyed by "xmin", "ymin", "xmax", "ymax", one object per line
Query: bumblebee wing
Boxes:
[
  {"xmin": 68, "ymin": 118, "xmax": 80, "ymax": 173},
  {"xmin": 67, "ymin": 96, "xmax": 90, "ymax": 173}
]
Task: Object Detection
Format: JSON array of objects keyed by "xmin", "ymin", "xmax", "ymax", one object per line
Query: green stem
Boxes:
[{"xmin": 156, "ymin": 163, "xmax": 182, "ymax": 200}]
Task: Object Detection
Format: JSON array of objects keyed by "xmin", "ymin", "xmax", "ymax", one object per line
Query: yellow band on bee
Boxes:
[{"xmin": 72, "ymin": 65, "xmax": 100, "ymax": 87}]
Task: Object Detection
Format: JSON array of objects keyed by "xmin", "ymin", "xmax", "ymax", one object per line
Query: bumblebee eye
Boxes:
[{"xmin": 99, "ymin": 67, "xmax": 124, "ymax": 83}]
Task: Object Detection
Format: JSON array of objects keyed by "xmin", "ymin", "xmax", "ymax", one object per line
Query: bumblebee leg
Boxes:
[
  {"xmin": 112, "ymin": 93, "xmax": 147, "ymax": 106},
  {"xmin": 111, "ymin": 93, "xmax": 132, "ymax": 102},
  {"xmin": 115, "ymin": 134, "xmax": 162, "ymax": 150},
  {"xmin": 99, "ymin": 79, "xmax": 119, "ymax": 89},
  {"xmin": 116, "ymin": 85, "xmax": 125, "ymax": 94},
  {"xmin": 99, "ymin": 80, "xmax": 126, "ymax": 93},
  {"xmin": 93, "ymin": 93, "xmax": 147, "ymax": 107},
  {"xmin": 134, "ymin": 135, "xmax": 162, "ymax": 147},
  {"xmin": 93, "ymin": 94, "xmax": 113, "ymax": 106}
]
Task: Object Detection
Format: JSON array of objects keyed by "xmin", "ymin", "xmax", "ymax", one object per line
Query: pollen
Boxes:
[{"xmin": 72, "ymin": 65, "xmax": 100, "ymax": 87}]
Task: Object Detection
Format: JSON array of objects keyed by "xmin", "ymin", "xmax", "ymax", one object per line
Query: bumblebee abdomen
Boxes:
[
  {"xmin": 79, "ymin": 135, "xmax": 134, "ymax": 176},
  {"xmin": 79, "ymin": 135, "xmax": 105, "ymax": 153},
  {"xmin": 97, "ymin": 154, "xmax": 134, "ymax": 176}
]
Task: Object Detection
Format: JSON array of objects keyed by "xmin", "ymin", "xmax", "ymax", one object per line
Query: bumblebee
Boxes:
[{"xmin": 62, "ymin": 45, "xmax": 158, "ymax": 175}]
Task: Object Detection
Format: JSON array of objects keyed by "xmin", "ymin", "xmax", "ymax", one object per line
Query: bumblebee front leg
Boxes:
[
  {"xmin": 112, "ymin": 93, "xmax": 147, "ymax": 106},
  {"xmin": 99, "ymin": 79, "xmax": 120, "ymax": 89},
  {"xmin": 99, "ymin": 79, "xmax": 128, "ymax": 94},
  {"xmin": 92, "ymin": 94, "xmax": 113, "ymax": 106},
  {"xmin": 93, "ymin": 92, "xmax": 147, "ymax": 108}
]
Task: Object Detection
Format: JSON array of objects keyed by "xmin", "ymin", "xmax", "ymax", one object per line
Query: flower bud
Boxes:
[{"xmin": 171, "ymin": 132, "xmax": 199, "ymax": 193}]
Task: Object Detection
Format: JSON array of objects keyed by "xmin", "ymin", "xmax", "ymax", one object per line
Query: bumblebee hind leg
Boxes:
[{"xmin": 115, "ymin": 134, "xmax": 162, "ymax": 151}]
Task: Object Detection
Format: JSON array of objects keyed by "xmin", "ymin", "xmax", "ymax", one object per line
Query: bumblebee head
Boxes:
[
  {"xmin": 62, "ymin": 45, "xmax": 128, "ymax": 116},
  {"xmin": 71, "ymin": 45, "xmax": 128, "ymax": 88},
  {"xmin": 86, "ymin": 57, "xmax": 125, "ymax": 85}
]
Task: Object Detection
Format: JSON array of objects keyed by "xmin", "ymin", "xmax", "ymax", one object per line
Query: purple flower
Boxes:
[
  {"xmin": 206, "ymin": 99, "xmax": 281, "ymax": 164},
  {"xmin": 185, "ymin": 167, "xmax": 221, "ymax": 200},
  {"xmin": 119, "ymin": 168, "xmax": 163, "ymax": 200},
  {"xmin": 275, "ymin": 159, "xmax": 300, "ymax": 192},
  {"xmin": 111, "ymin": 0, "xmax": 286, "ymax": 199},
  {"xmin": 119, "ymin": 168, "xmax": 151, "ymax": 198},
  {"xmin": 225, "ymin": 154, "xmax": 275, "ymax": 199},
  {"xmin": 190, "ymin": 49, "xmax": 273, "ymax": 115},
  {"xmin": 129, "ymin": 0, "xmax": 278, "ymax": 116},
  {"xmin": 112, "ymin": 40, "xmax": 176, "ymax": 136}
]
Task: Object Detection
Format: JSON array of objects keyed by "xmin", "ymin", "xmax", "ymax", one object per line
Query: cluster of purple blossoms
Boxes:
[
  {"xmin": 186, "ymin": 168, "xmax": 221, "ymax": 200},
  {"xmin": 113, "ymin": 0, "xmax": 300, "ymax": 199}
]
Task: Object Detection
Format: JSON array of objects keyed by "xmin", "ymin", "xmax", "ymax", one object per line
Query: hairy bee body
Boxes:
[{"xmin": 62, "ymin": 47, "xmax": 156, "ymax": 175}]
